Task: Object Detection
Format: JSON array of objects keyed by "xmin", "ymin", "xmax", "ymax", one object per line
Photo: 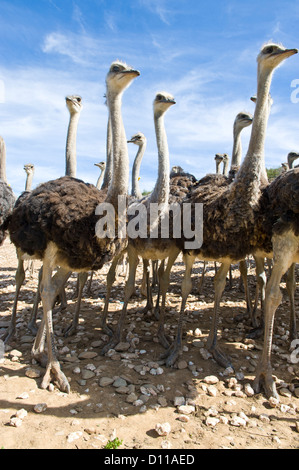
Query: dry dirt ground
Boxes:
[{"xmin": 0, "ymin": 237, "xmax": 299, "ymax": 450}]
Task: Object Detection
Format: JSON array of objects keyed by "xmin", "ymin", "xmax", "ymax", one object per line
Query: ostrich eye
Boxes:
[
  {"xmin": 264, "ymin": 45, "xmax": 274, "ymax": 54},
  {"xmin": 156, "ymin": 94, "xmax": 163, "ymax": 100},
  {"xmin": 111, "ymin": 64, "xmax": 121, "ymax": 72},
  {"xmin": 76, "ymin": 97, "xmax": 81, "ymax": 102}
]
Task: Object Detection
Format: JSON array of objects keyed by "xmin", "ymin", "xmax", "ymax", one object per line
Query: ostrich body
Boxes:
[
  {"xmin": 172, "ymin": 44, "xmax": 298, "ymax": 391},
  {"xmin": 101, "ymin": 91, "xmax": 181, "ymax": 354},
  {"xmin": 8, "ymin": 61, "xmax": 140, "ymax": 392}
]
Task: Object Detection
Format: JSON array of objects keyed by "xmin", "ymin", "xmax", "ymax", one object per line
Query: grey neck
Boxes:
[
  {"xmin": 65, "ymin": 112, "xmax": 80, "ymax": 178},
  {"xmin": 150, "ymin": 112, "xmax": 169, "ymax": 205},
  {"xmin": 101, "ymin": 117, "xmax": 113, "ymax": 190},
  {"xmin": 106, "ymin": 92, "xmax": 129, "ymax": 206},
  {"xmin": 131, "ymin": 143, "xmax": 146, "ymax": 199}
]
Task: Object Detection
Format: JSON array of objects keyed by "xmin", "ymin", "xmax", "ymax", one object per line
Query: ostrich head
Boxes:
[
  {"xmin": 153, "ymin": 92, "xmax": 176, "ymax": 117},
  {"xmin": 23, "ymin": 163, "xmax": 34, "ymax": 176},
  {"xmin": 234, "ymin": 111, "xmax": 253, "ymax": 132},
  {"xmin": 65, "ymin": 95, "xmax": 83, "ymax": 114},
  {"xmin": 170, "ymin": 165, "xmax": 184, "ymax": 175},
  {"xmin": 257, "ymin": 43, "xmax": 298, "ymax": 71},
  {"xmin": 127, "ymin": 132, "xmax": 147, "ymax": 147},
  {"xmin": 287, "ymin": 151, "xmax": 299, "ymax": 168},
  {"xmin": 214, "ymin": 153, "xmax": 224, "ymax": 164},
  {"xmin": 106, "ymin": 61, "xmax": 140, "ymax": 94},
  {"xmin": 94, "ymin": 161, "xmax": 106, "ymax": 171}
]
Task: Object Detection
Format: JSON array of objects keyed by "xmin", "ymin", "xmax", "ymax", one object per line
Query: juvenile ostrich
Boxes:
[
  {"xmin": 0, "ymin": 136, "xmax": 15, "ymax": 246},
  {"xmin": 101, "ymin": 91, "xmax": 181, "ymax": 354},
  {"xmin": 8, "ymin": 61, "xmax": 140, "ymax": 392},
  {"xmin": 166, "ymin": 44, "xmax": 298, "ymax": 376}
]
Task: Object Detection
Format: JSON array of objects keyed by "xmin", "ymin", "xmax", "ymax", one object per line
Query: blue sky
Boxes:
[{"xmin": 0, "ymin": 0, "xmax": 299, "ymax": 196}]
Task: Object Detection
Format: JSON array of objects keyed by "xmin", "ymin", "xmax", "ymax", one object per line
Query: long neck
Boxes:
[
  {"xmin": 101, "ymin": 117, "xmax": 113, "ymax": 189},
  {"xmin": 65, "ymin": 112, "xmax": 80, "ymax": 178},
  {"xmin": 231, "ymin": 126, "xmax": 242, "ymax": 168},
  {"xmin": 131, "ymin": 143, "xmax": 146, "ymax": 198},
  {"xmin": 233, "ymin": 68, "xmax": 273, "ymax": 199},
  {"xmin": 96, "ymin": 169, "xmax": 105, "ymax": 189},
  {"xmin": 216, "ymin": 161, "xmax": 221, "ymax": 174},
  {"xmin": 223, "ymin": 158, "xmax": 229, "ymax": 176},
  {"xmin": 25, "ymin": 173, "xmax": 33, "ymax": 191},
  {"xmin": 106, "ymin": 92, "xmax": 129, "ymax": 206},
  {"xmin": 150, "ymin": 112, "xmax": 169, "ymax": 205},
  {"xmin": 0, "ymin": 137, "xmax": 7, "ymax": 183}
]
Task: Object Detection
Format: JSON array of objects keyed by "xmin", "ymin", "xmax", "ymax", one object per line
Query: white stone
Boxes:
[
  {"xmin": 155, "ymin": 422, "xmax": 171, "ymax": 436},
  {"xmin": 205, "ymin": 417, "xmax": 219, "ymax": 427},
  {"xmin": 10, "ymin": 417, "xmax": 23, "ymax": 427},
  {"xmin": 174, "ymin": 396, "xmax": 185, "ymax": 407},
  {"xmin": 244, "ymin": 383, "xmax": 255, "ymax": 397},
  {"xmin": 67, "ymin": 431, "xmax": 83, "ymax": 443},
  {"xmin": 207, "ymin": 385, "xmax": 218, "ymax": 397},
  {"xmin": 33, "ymin": 403, "xmax": 47, "ymax": 413},
  {"xmin": 203, "ymin": 375, "xmax": 219, "ymax": 385},
  {"xmin": 230, "ymin": 416, "xmax": 247, "ymax": 427},
  {"xmin": 15, "ymin": 408, "xmax": 27, "ymax": 419},
  {"xmin": 177, "ymin": 405, "xmax": 195, "ymax": 415}
]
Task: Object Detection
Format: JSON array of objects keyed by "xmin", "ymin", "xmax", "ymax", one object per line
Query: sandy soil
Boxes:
[{"xmin": 0, "ymin": 237, "xmax": 299, "ymax": 450}]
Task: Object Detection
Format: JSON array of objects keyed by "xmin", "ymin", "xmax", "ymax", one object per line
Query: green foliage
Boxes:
[
  {"xmin": 142, "ymin": 189, "xmax": 151, "ymax": 196},
  {"xmin": 104, "ymin": 437, "xmax": 123, "ymax": 449},
  {"xmin": 266, "ymin": 167, "xmax": 282, "ymax": 181}
]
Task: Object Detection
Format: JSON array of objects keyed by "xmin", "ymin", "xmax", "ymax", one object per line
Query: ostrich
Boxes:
[
  {"xmin": 101, "ymin": 91, "xmax": 181, "ymax": 354},
  {"xmin": 5, "ymin": 95, "xmax": 84, "ymax": 340},
  {"xmin": 8, "ymin": 60, "xmax": 140, "ymax": 392},
  {"xmin": 0, "ymin": 136, "xmax": 15, "ymax": 246},
  {"xmin": 164, "ymin": 44, "xmax": 297, "ymax": 376},
  {"xmin": 95, "ymin": 161, "xmax": 106, "ymax": 189}
]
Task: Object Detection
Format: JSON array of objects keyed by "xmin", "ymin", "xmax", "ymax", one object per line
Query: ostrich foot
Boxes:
[
  {"xmin": 100, "ymin": 332, "xmax": 121, "ymax": 356},
  {"xmin": 2, "ymin": 326, "xmax": 16, "ymax": 344},
  {"xmin": 41, "ymin": 361, "xmax": 70, "ymax": 393},
  {"xmin": 32, "ymin": 350, "xmax": 48, "ymax": 368},
  {"xmin": 253, "ymin": 364, "xmax": 278, "ymax": 400},
  {"xmin": 100, "ymin": 322, "xmax": 114, "ymax": 337},
  {"xmin": 63, "ymin": 323, "xmax": 77, "ymax": 338},
  {"xmin": 246, "ymin": 325, "xmax": 263, "ymax": 339},
  {"xmin": 157, "ymin": 325, "xmax": 171, "ymax": 349},
  {"xmin": 208, "ymin": 344, "xmax": 233, "ymax": 369},
  {"xmin": 140, "ymin": 302, "xmax": 153, "ymax": 316},
  {"xmin": 159, "ymin": 342, "xmax": 181, "ymax": 367},
  {"xmin": 27, "ymin": 320, "xmax": 38, "ymax": 336}
]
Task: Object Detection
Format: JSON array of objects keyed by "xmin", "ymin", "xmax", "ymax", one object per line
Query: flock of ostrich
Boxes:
[{"xmin": 1, "ymin": 42, "xmax": 299, "ymax": 404}]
